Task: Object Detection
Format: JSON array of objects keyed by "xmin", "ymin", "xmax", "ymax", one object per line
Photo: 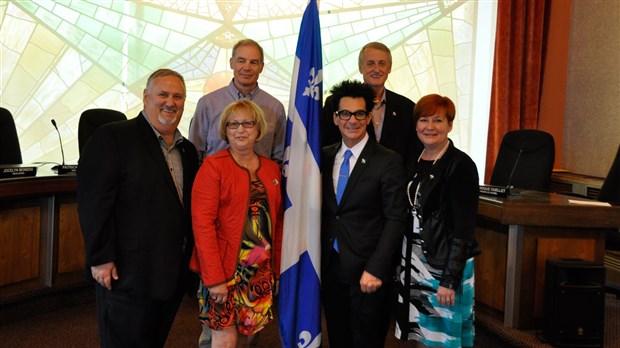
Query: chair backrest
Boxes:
[
  {"xmin": 490, "ymin": 129, "xmax": 555, "ymax": 191},
  {"xmin": 0, "ymin": 107, "xmax": 23, "ymax": 165},
  {"xmin": 598, "ymin": 144, "xmax": 620, "ymax": 204},
  {"xmin": 78, "ymin": 108, "xmax": 127, "ymax": 153}
]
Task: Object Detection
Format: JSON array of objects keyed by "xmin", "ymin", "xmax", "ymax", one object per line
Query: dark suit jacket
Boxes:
[
  {"xmin": 321, "ymin": 140, "xmax": 408, "ymax": 284},
  {"xmin": 321, "ymin": 89, "xmax": 423, "ymax": 163},
  {"xmin": 77, "ymin": 114, "xmax": 199, "ymax": 300}
]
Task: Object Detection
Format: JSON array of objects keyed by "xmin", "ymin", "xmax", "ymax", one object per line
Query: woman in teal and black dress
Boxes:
[{"xmin": 395, "ymin": 94, "xmax": 480, "ymax": 348}]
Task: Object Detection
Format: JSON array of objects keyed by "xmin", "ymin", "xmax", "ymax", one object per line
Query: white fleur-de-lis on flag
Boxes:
[{"xmin": 303, "ymin": 67, "xmax": 322, "ymax": 101}]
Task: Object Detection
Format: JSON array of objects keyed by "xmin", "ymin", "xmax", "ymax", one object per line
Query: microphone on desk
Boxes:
[
  {"xmin": 51, "ymin": 119, "xmax": 77, "ymax": 174},
  {"xmin": 505, "ymin": 142, "xmax": 525, "ymax": 192},
  {"xmin": 480, "ymin": 142, "xmax": 526, "ymax": 197},
  {"xmin": 51, "ymin": 119, "xmax": 66, "ymax": 167}
]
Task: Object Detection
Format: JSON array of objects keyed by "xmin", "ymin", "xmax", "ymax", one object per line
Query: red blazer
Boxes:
[{"xmin": 189, "ymin": 149, "xmax": 283, "ymax": 287}]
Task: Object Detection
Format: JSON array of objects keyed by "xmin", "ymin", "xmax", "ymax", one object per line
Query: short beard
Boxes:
[
  {"xmin": 158, "ymin": 114, "xmax": 177, "ymax": 126},
  {"xmin": 158, "ymin": 106, "xmax": 178, "ymax": 125}
]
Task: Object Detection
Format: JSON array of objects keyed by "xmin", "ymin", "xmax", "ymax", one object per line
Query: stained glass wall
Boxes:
[{"xmin": 0, "ymin": 0, "xmax": 496, "ymax": 178}]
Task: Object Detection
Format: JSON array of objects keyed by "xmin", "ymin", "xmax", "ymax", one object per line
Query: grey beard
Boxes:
[{"xmin": 158, "ymin": 113, "xmax": 177, "ymax": 126}]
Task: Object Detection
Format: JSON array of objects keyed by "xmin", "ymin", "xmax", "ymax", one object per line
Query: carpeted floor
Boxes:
[
  {"xmin": 476, "ymin": 292, "xmax": 620, "ymax": 348},
  {"xmin": 0, "ymin": 285, "xmax": 618, "ymax": 347}
]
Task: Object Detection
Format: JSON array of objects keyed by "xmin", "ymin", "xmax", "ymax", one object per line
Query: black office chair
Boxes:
[
  {"xmin": 78, "ymin": 108, "xmax": 127, "ymax": 153},
  {"xmin": 0, "ymin": 107, "xmax": 23, "ymax": 164},
  {"xmin": 490, "ymin": 129, "xmax": 555, "ymax": 191},
  {"xmin": 598, "ymin": 144, "xmax": 620, "ymax": 204},
  {"xmin": 599, "ymin": 144, "xmax": 620, "ymax": 249},
  {"xmin": 599, "ymin": 144, "xmax": 620, "ymax": 295}
]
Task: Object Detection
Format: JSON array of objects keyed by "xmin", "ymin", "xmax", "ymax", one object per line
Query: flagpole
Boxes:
[{"xmin": 278, "ymin": 0, "xmax": 323, "ymax": 347}]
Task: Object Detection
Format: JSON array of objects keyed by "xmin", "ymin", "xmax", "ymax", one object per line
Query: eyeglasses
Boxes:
[
  {"xmin": 335, "ymin": 110, "xmax": 369, "ymax": 121},
  {"xmin": 226, "ymin": 121, "xmax": 256, "ymax": 129}
]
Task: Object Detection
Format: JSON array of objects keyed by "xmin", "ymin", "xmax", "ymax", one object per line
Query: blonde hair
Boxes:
[{"xmin": 219, "ymin": 99, "xmax": 267, "ymax": 142}]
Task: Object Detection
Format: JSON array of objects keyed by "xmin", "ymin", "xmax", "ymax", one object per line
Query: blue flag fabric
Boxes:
[{"xmin": 278, "ymin": 0, "xmax": 323, "ymax": 347}]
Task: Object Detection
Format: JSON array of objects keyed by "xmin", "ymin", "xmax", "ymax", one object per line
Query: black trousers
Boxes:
[
  {"xmin": 321, "ymin": 252, "xmax": 392, "ymax": 348},
  {"xmin": 95, "ymin": 283, "xmax": 184, "ymax": 348}
]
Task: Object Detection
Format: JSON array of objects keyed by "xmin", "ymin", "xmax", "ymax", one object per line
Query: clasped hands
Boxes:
[{"xmin": 208, "ymin": 280, "xmax": 280, "ymax": 305}]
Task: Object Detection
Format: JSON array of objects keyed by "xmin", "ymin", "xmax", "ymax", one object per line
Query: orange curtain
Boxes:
[{"xmin": 484, "ymin": 0, "xmax": 549, "ymax": 183}]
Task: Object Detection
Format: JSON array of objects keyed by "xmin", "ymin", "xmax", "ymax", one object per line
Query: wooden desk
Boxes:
[
  {"xmin": 474, "ymin": 190, "xmax": 620, "ymax": 329},
  {"xmin": 0, "ymin": 168, "xmax": 84, "ymax": 298}
]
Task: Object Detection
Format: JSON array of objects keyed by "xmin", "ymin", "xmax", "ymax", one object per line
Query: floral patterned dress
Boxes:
[{"xmin": 199, "ymin": 180, "xmax": 274, "ymax": 335}]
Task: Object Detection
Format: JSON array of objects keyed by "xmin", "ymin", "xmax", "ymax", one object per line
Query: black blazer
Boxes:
[
  {"xmin": 408, "ymin": 140, "xmax": 480, "ymax": 289},
  {"xmin": 321, "ymin": 89, "xmax": 423, "ymax": 162},
  {"xmin": 77, "ymin": 114, "xmax": 199, "ymax": 300},
  {"xmin": 321, "ymin": 140, "xmax": 408, "ymax": 283}
]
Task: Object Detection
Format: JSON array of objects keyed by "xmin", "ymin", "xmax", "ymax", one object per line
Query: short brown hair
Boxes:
[
  {"xmin": 232, "ymin": 39, "xmax": 264, "ymax": 63},
  {"xmin": 413, "ymin": 94, "xmax": 456, "ymax": 123},
  {"xmin": 219, "ymin": 99, "xmax": 267, "ymax": 142},
  {"xmin": 358, "ymin": 42, "xmax": 392, "ymax": 68},
  {"xmin": 146, "ymin": 69, "xmax": 186, "ymax": 95}
]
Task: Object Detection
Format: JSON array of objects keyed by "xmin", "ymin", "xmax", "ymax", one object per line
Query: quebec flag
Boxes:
[{"xmin": 278, "ymin": 0, "xmax": 323, "ymax": 347}]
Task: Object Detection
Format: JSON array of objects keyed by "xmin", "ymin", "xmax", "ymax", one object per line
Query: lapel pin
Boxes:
[
  {"xmin": 392, "ymin": 111, "xmax": 396, "ymax": 117},
  {"xmin": 273, "ymin": 179, "xmax": 279, "ymax": 185},
  {"xmin": 361, "ymin": 158, "xmax": 366, "ymax": 164},
  {"xmin": 430, "ymin": 174, "xmax": 434, "ymax": 180}
]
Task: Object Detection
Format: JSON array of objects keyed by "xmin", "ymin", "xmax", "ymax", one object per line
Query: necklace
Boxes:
[
  {"xmin": 230, "ymin": 151, "xmax": 255, "ymax": 169},
  {"xmin": 417, "ymin": 140, "xmax": 450, "ymax": 164},
  {"xmin": 407, "ymin": 141, "xmax": 450, "ymax": 209}
]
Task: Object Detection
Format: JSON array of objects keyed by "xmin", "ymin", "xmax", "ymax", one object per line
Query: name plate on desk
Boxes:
[
  {"xmin": 0, "ymin": 164, "xmax": 37, "ymax": 178},
  {"xmin": 52, "ymin": 164, "xmax": 78, "ymax": 175},
  {"xmin": 479, "ymin": 185, "xmax": 511, "ymax": 197}
]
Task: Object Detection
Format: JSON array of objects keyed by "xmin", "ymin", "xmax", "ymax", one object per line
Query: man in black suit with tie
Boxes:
[
  {"xmin": 321, "ymin": 80, "xmax": 408, "ymax": 347},
  {"xmin": 77, "ymin": 69, "xmax": 199, "ymax": 348},
  {"xmin": 322, "ymin": 42, "xmax": 423, "ymax": 164}
]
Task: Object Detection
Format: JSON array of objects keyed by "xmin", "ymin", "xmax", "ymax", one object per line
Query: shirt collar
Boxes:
[
  {"xmin": 228, "ymin": 79, "xmax": 260, "ymax": 100},
  {"xmin": 337, "ymin": 133, "xmax": 369, "ymax": 160},
  {"xmin": 142, "ymin": 112, "xmax": 183, "ymax": 148}
]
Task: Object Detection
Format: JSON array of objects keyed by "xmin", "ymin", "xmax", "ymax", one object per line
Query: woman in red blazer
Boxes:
[{"xmin": 190, "ymin": 99, "xmax": 283, "ymax": 347}]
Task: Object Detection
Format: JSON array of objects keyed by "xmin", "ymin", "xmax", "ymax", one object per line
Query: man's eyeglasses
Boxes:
[
  {"xmin": 226, "ymin": 121, "xmax": 256, "ymax": 129},
  {"xmin": 335, "ymin": 110, "xmax": 369, "ymax": 121}
]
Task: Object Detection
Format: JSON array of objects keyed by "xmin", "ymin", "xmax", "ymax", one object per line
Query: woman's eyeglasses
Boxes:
[{"xmin": 226, "ymin": 121, "xmax": 256, "ymax": 129}]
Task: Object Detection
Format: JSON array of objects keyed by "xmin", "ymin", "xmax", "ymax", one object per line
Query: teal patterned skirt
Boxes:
[{"xmin": 394, "ymin": 229, "xmax": 475, "ymax": 347}]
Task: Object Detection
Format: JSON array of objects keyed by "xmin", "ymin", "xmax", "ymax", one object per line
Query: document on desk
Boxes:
[{"xmin": 568, "ymin": 199, "xmax": 611, "ymax": 207}]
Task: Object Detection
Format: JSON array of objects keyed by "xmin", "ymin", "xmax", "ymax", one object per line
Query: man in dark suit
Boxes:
[
  {"xmin": 322, "ymin": 42, "xmax": 423, "ymax": 164},
  {"xmin": 321, "ymin": 80, "xmax": 408, "ymax": 347},
  {"xmin": 77, "ymin": 69, "xmax": 199, "ymax": 348}
]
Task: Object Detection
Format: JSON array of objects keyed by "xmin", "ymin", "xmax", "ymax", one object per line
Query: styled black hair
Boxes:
[{"xmin": 328, "ymin": 80, "xmax": 375, "ymax": 113}]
